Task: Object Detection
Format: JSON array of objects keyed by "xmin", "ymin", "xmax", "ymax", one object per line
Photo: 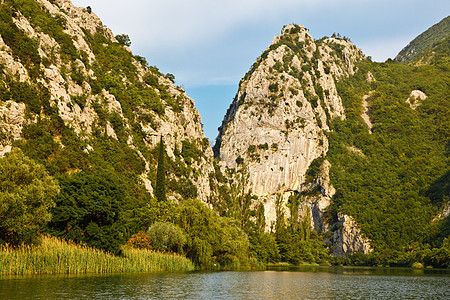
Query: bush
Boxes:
[
  {"xmin": 176, "ymin": 199, "xmax": 250, "ymax": 269},
  {"xmin": 147, "ymin": 222, "xmax": 186, "ymax": 253},
  {"xmin": 126, "ymin": 231, "xmax": 152, "ymax": 250},
  {"xmin": 269, "ymin": 83, "xmax": 279, "ymax": 92}
]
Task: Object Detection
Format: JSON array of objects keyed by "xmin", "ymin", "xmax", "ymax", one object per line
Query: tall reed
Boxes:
[{"xmin": 0, "ymin": 235, "xmax": 194, "ymax": 275}]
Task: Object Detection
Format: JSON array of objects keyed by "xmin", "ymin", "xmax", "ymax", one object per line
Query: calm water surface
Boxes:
[{"xmin": 1, "ymin": 267, "xmax": 449, "ymax": 299}]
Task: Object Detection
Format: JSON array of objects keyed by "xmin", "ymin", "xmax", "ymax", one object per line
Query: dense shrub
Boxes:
[
  {"xmin": 47, "ymin": 171, "xmax": 128, "ymax": 255},
  {"xmin": 327, "ymin": 58, "xmax": 449, "ymax": 256},
  {"xmin": 0, "ymin": 149, "xmax": 59, "ymax": 245},
  {"xmin": 147, "ymin": 222, "xmax": 186, "ymax": 253},
  {"xmin": 115, "ymin": 34, "xmax": 131, "ymax": 47}
]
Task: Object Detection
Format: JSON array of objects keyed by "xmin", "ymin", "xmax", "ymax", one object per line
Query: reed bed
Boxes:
[{"xmin": 0, "ymin": 235, "xmax": 194, "ymax": 275}]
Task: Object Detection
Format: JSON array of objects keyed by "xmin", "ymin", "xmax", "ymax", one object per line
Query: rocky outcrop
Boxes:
[
  {"xmin": 216, "ymin": 25, "xmax": 361, "ymax": 219},
  {"xmin": 361, "ymin": 92, "xmax": 373, "ymax": 132},
  {"xmin": 0, "ymin": 101, "xmax": 26, "ymax": 157},
  {"xmin": 331, "ymin": 214, "xmax": 373, "ymax": 257},
  {"xmin": 215, "ymin": 24, "xmax": 371, "ymax": 256},
  {"xmin": 406, "ymin": 90, "xmax": 427, "ymax": 110}
]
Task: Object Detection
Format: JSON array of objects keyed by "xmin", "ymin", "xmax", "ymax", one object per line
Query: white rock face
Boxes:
[
  {"xmin": 406, "ymin": 90, "xmax": 427, "ymax": 110},
  {"xmin": 332, "ymin": 214, "xmax": 373, "ymax": 256},
  {"xmin": 361, "ymin": 93, "xmax": 373, "ymax": 132},
  {"xmin": 0, "ymin": 101, "xmax": 26, "ymax": 157},
  {"xmin": 216, "ymin": 24, "xmax": 370, "ymax": 256},
  {"xmin": 216, "ymin": 25, "xmax": 362, "ymax": 217}
]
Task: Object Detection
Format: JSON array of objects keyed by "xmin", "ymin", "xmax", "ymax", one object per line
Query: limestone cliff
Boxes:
[
  {"xmin": 215, "ymin": 24, "xmax": 370, "ymax": 256},
  {"xmin": 0, "ymin": 0, "xmax": 214, "ymax": 201}
]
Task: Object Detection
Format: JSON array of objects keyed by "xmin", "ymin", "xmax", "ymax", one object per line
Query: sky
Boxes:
[{"xmin": 72, "ymin": 0, "xmax": 449, "ymax": 143}]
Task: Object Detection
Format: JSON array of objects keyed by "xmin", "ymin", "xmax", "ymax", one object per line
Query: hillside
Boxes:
[
  {"xmin": 395, "ymin": 16, "xmax": 450, "ymax": 63},
  {"xmin": 216, "ymin": 24, "xmax": 449, "ymax": 265},
  {"xmin": 0, "ymin": 0, "xmax": 227, "ymax": 261}
]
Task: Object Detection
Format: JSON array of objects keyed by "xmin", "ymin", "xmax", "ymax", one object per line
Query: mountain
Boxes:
[
  {"xmin": 216, "ymin": 23, "xmax": 449, "ymax": 261},
  {"xmin": 214, "ymin": 24, "xmax": 370, "ymax": 256},
  {"xmin": 0, "ymin": 0, "xmax": 220, "ymax": 254},
  {"xmin": 395, "ymin": 16, "xmax": 450, "ymax": 63},
  {"xmin": 0, "ymin": 0, "xmax": 216, "ymax": 199}
]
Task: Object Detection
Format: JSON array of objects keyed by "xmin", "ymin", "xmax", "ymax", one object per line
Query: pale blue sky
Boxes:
[{"xmin": 72, "ymin": 0, "xmax": 449, "ymax": 143}]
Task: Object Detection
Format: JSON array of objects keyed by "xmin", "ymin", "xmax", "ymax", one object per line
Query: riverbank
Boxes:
[{"xmin": 0, "ymin": 235, "xmax": 194, "ymax": 275}]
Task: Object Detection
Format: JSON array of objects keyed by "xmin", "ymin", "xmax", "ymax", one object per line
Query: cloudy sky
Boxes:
[{"xmin": 72, "ymin": 0, "xmax": 449, "ymax": 143}]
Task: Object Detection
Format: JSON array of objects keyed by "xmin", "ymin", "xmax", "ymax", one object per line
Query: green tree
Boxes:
[
  {"xmin": 176, "ymin": 199, "xmax": 249, "ymax": 269},
  {"xmin": 0, "ymin": 148, "xmax": 59, "ymax": 244},
  {"xmin": 228, "ymin": 168, "xmax": 253, "ymax": 230},
  {"xmin": 47, "ymin": 171, "xmax": 127, "ymax": 255},
  {"xmin": 115, "ymin": 34, "xmax": 131, "ymax": 47},
  {"xmin": 147, "ymin": 221, "xmax": 186, "ymax": 253},
  {"xmin": 155, "ymin": 136, "xmax": 167, "ymax": 202}
]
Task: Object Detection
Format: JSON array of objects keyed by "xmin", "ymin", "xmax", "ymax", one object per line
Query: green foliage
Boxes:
[
  {"xmin": 248, "ymin": 144, "xmax": 256, "ymax": 153},
  {"xmin": 305, "ymin": 156, "xmax": 325, "ymax": 183},
  {"xmin": 258, "ymin": 143, "xmax": 269, "ymax": 150},
  {"xmin": 147, "ymin": 222, "xmax": 186, "ymax": 253},
  {"xmin": 170, "ymin": 177, "xmax": 198, "ymax": 199},
  {"xmin": 273, "ymin": 193, "xmax": 329, "ymax": 265},
  {"xmin": 327, "ymin": 58, "xmax": 449, "ymax": 256},
  {"xmin": 0, "ymin": 149, "xmax": 59, "ymax": 245},
  {"xmin": 115, "ymin": 34, "xmax": 131, "ymax": 47},
  {"xmin": 253, "ymin": 232, "xmax": 280, "ymax": 263},
  {"xmin": 0, "ymin": 3, "xmax": 41, "ymax": 78},
  {"xmin": 165, "ymin": 73, "xmax": 176, "ymax": 83},
  {"xmin": 5, "ymin": 0, "xmax": 78, "ymax": 61},
  {"xmin": 143, "ymin": 72, "xmax": 159, "ymax": 87},
  {"xmin": 175, "ymin": 199, "xmax": 249, "ymax": 269},
  {"xmin": 181, "ymin": 140, "xmax": 202, "ymax": 165},
  {"xmin": 332, "ymin": 237, "xmax": 450, "ymax": 269},
  {"xmin": 47, "ymin": 171, "xmax": 128, "ymax": 255},
  {"xmin": 227, "ymin": 169, "xmax": 254, "ymax": 230},
  {"xmin": 155, "ymin": 136, "xmax": 167, "ymax": 202},
  {"xmin": 8, "ymin": 81, "xmax": 43, "ymax": 114},
  {"xmin": 414, "ymin": 34, "xmax": 450, "ymax": 68}
]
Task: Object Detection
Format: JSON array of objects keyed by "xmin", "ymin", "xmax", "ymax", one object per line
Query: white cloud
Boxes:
[
  {"xmin": 72, "ymin": 0, "xmax": 450, "ymax": 86},
  {"xmin": 73, "ymin": 0, "xmax": 367, "ymax": 49}
]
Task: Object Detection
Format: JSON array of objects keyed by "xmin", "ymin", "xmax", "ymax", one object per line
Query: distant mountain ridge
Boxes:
[{"xmin": 395, "ymin": 16, "xmax": 450, "ymax": 63}]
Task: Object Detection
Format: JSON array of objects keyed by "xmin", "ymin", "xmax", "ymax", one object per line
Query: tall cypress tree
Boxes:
[{"xmin": 155, "ymin": 135, "xmax": 167, "ymax": 202}]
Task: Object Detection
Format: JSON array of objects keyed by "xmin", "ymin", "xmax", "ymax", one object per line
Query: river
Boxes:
[{"xmin": 1, "ymin": 266, "xmax": 449, "ymax": 299}]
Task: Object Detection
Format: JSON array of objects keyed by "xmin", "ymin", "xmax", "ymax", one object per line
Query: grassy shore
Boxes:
[{"xmin": 0, "ymin": 235, "xmax": 194, "ymax": 275}]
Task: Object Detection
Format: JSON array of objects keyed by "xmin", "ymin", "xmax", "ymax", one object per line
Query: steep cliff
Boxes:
[
  {"xmin": 0, "ymin": 0, "xmax": 214, "ymax": 201},
  {"xmin": 215, "ymin": 24, "xmax": 370, "ymax": 255}
]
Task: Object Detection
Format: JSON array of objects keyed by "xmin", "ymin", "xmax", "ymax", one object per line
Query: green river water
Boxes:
[{"xmin": 1, "ymin": 266, "xmax": 449, "ymax": 299}]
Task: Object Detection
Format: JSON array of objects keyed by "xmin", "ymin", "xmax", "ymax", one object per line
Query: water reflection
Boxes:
[{"xmin": 1, "ymin": 267, "xmax": 449, "ymax": 299}]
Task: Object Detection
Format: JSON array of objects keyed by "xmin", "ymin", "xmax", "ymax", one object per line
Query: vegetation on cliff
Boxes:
[{"xmin": 327, "ymin": 53, "xmax": 449, "ymax": 267}]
